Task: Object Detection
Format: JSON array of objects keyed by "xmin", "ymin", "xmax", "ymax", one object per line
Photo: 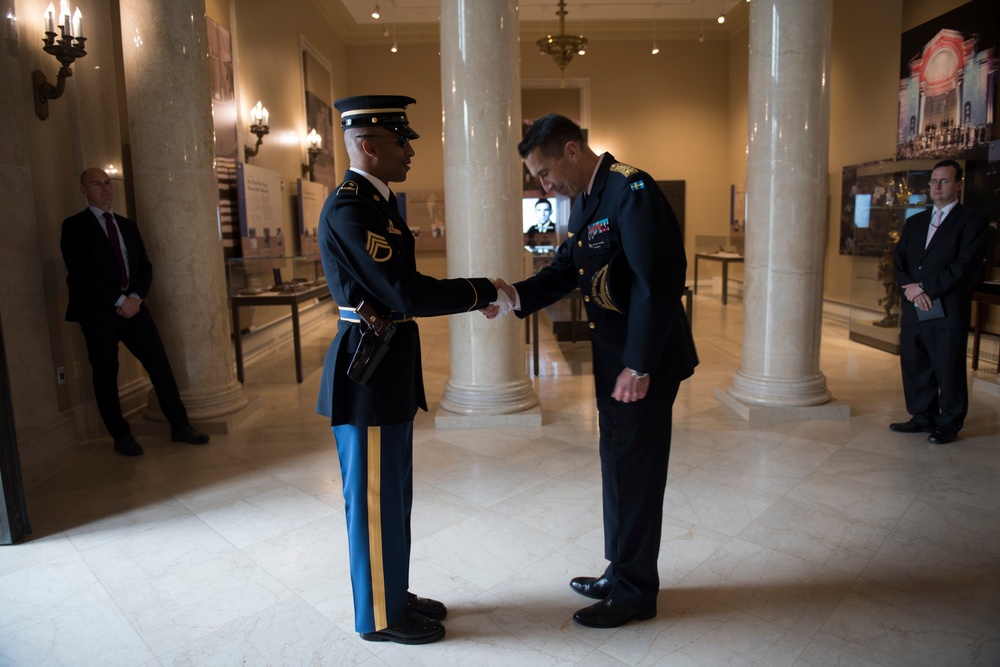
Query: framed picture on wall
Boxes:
[{"xmin": 896, "ymin": 0, "xmax": 998, "ymax": 160}]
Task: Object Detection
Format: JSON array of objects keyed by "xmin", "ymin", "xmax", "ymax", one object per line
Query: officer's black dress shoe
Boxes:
[
  {"xmin": 407, "ymin": 592, "xmax": 447, "ymax": 620},
  {"xmin": 573, "ymin": 597, "xmax": 656, "ymax": 628},
  {"xmin": 359, "ymin": 610, "xmax": 445, "ymax": 645},
  {"xmin": 927, "ymin": 429, "xmax": 956, "ymax": 445},
  {"xmin": 570, "ymin": 575, "xmax": 613, "ymax": 599},
  {"xmin": 889, "ymin": 419, "xmax": 932, "ymax": 433},
  {"xmin": 171, "ymin": 425, "xmax": 210, "ymax": 444},
  {"xmin": 114, "ymin": 434, "xmax": 144, "ymax": 456}
]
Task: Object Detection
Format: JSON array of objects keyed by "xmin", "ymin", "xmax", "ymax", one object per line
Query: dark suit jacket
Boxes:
[
  {"xmin": 893, "ymin": 203, "xmax": 989, "ymax": 330},
  {"xmin": 514, "ymin": 153, "xmax": 698, "ymax": 397},
  {"xmin": 61, "ymin": 209, "xmax": 154, "ymax": 324},
  {"xmin": 315, "ymin": 170, "xmax": 497, "ymax": 426}
]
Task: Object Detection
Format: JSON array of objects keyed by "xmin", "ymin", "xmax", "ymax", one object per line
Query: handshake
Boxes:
[{"xmin": 482, "ymin": 279, "xmax": 517, "ymax": 319}]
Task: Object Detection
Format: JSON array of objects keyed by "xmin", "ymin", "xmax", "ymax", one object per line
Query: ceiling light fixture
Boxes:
[
  {"xmin": 536, "ymin": 1, "xmax": 588, "ymax": 80},
  {"xmin": 371, "ymin": 3, "xmax": 380, "ymax": 20}
]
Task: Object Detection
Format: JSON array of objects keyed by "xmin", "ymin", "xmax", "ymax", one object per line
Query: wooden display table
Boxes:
[{"xmin": 694, "ymin": 252, "xmax": 744, "ymax": 305}]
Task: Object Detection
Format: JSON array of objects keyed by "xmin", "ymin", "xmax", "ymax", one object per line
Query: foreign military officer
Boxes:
[
  {"xmin": 488, "ymin": 113, "xmax": 697, "ymax": 628},
  {"xmin": 316, "ymin": 95, "xmax": 511, "ymax": 644}
]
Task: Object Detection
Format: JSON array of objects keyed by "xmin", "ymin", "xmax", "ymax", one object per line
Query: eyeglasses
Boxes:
[
  {"xmin": 928, "ymin": 179, "xmax": 956, "ymax": 187},
  {"xmin": 358, "ymin": 133, "xmax": 410, "ymax": 148},
  {"xmin": 533, "ymin": 152, "xmax": 565, "ymax": 181}
]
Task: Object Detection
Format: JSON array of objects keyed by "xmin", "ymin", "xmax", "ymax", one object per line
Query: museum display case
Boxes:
[
  {"xmin": 842, "ymin": 158, "xmax": 948, "ymax": 353},
  {"xmin": 226, "ymin": 256, "xmax": 325, "ymax": 296}
]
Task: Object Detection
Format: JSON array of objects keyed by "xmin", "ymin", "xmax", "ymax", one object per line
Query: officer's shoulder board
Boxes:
[
  {"xmin": 609, "ymin": 162, "xmax": 646, "ymax": 193},
  {"xmin": 337, "ymin": 180, "xmax": 359, "ymax": 196},
  {"xmin": 609, "ymin": 162, "xmax": 638, "ymax": 178}
]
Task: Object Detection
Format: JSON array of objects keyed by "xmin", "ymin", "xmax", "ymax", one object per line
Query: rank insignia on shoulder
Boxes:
[
  {"xmin": 366, "ymin": 231, "xmax": 393, "ymax": 262},
  {"xmin": 338, "ymin": 181, "xmax": 359, "ymax": 196},
  {"xmin": 610, "ymin": 162, "xmax": 638, "ymax": 178},
  {"xmin": 386, "ymin": 219, "xmax": 402, "ymax": 235},
  {"xmin": 630, "ymin": 180, "xmax": 645, "ymax": 192}
]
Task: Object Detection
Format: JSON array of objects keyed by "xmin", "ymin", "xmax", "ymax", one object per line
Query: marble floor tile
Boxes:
[{"xmin": 2, "ymin": 294, "xmax": 998, "ymax": 666}]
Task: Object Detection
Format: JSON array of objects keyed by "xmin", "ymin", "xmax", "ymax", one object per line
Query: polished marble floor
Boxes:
[{"xmin": 2, "ymin": 295, "xmax": 999, "ymax": 666}]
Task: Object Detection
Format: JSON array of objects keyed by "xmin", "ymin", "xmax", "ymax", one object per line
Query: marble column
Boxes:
[
  {"xmin": 119, "ymin": 0, "xmax": 247, "ymax": 422},
  {"xmin": 436, "ymin": 0, "xmax": 539, "ymax": 427},
  {"xmin": 0, "ymin": 1, "xmax": 76, "ymax": 465},
  {"xmin": 717, "ymin": 0, "xmax": 848, "ymax": 420}
]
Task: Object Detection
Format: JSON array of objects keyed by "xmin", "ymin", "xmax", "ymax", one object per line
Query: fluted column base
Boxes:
[
  {"xmin": 439, "ymin": 377, "xmax": 539, "ymax": 415},
  {"xmin": 143, "ymin": 384, "xmax": 252, "ymax": 431},
  {"xmin": 436, "ymin": 377, "xmax": 541, "ymax": 428},
  {"xmin": 716, "ymin": 388, "xmax": 849, "ymax": 422},
  {"xmin": 728, "ymin": 369, "xmax": 832, "ymax": 407},
  {"xmin": 973, "ymin": 373, "xmax": 1000, "ymax": 397}
]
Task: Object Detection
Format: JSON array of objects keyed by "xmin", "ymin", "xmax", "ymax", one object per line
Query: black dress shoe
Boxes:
[
  {"xmin": 889, "ymin": 419, "xmax": 932, "ymax": 433},
  {"xmin": 359, "ymin": 610, "xmax": 445, "ymax": 645},
  {"xmin": 407, "ymin": 592, "xmax": 447, "ymax": 621},
  {"xmin": 171, "ymin": 425, "xmax": 210, "ymax": 445},
  {"xmin": 114, "ymin": 434, "xmax": 144, "ymax": 456},
  {"xmin": 570, "ymin": 575, "xmax": 613, "ymax": 599},
  {"xmin": 928, "ymin": 430, "xmax": 956, "ymax": 445},
  {"xmin": 573, "ymin": 597, "xmax": 656, "ymax": 628}
]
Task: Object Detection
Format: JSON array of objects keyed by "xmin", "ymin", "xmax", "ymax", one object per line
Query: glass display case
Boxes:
[
  {"xmin": 226, "ymin": 256, "xmax": 325, "ymax": 296},
  {"xmin": 842, "ymin": 158, "xmax": 952, "ymax": 353}
]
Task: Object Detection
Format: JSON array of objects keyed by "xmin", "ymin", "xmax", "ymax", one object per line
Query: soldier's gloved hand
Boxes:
[{"xmin": 487, "ymin": 281, "xmax": 514, "ymax": 319}]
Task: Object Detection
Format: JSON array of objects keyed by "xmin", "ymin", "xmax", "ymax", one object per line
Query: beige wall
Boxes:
[{"xmin": 826, "ymin": 0, "xmax": 905, "ymax": 304}]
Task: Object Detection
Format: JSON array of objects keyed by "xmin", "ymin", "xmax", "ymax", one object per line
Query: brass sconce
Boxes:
[
  {"xmin": 301, "ymin": 129, "xmax": 322, "ymax": 180},
  {"xmin": 33, "ymin": 3, "xmax": 87, "ymax": 121},
  {"xmin": 244, "ymin": 101, "xmax": 270, "ymax": 162}
]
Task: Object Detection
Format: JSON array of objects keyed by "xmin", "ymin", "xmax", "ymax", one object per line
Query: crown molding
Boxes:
[{"xmin": 308, "ymin": 0, "xmax": 749, "ymax": 47}]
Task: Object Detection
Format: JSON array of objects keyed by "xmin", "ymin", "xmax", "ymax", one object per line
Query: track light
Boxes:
[
  {"xmin": 717, "ymin": 14, "xmax": 725, "ymax": 24},
  {"xmin": 371, "ymin": 3, "xmax": 380, "ymax": 20}
]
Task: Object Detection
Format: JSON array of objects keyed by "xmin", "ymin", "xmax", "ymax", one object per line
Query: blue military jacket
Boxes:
[
  {"xmin": 316, "ymin": 170, "xmax": 497, "ymax": 426},
  {"xmin": 514, "ymin": 153, "xmax": 697, "ymax": 397}
]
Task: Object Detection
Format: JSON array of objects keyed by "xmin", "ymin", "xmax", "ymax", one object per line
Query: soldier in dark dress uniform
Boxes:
[
  {"xmin": 489, "ymin": 113, "xmax": 697, "ymax": 629},
  {"xmin": 315, "ymin": 95, "xmax": 509, "ymax": 645}
]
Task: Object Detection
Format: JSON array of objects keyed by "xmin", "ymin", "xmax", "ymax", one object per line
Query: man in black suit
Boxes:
[
  {"xmin": 61, "ymin": 167, "xmax": 210, "ymax": 456},
  {"xmin": 488, "ymin": 113, "xmax": 697, "ymax": 628},
  {"xmin": 891, "ymin": 159, "xmax": 989, "ymax": 444}
]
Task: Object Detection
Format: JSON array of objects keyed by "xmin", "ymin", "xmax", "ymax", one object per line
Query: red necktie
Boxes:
[{"xmin": 103, "ymin": 212, "xmax": 128, "ymax": 290}]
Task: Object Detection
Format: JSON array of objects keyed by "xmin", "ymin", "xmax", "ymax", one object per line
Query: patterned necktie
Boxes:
[
  {"xmin": 925, "ymin": 209, "xmax": 942, "ymax": 248},
  {"xmin": 103, "ymin": 212, "xmax": 128, "ymax": 290}
]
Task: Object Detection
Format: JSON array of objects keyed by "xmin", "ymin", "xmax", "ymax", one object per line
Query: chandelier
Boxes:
[{"xmin": 536, "ymin": 1, "xmax": 588, "ymax": 78}]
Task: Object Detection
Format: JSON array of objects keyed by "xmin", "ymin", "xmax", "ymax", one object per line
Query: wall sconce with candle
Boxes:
[
  {"xmin": 243, "ymin": 101, "xmax": 270, "ymax": 162},
  {"xmin": 32, "ymin": 2, "xmax": 87, "ymax": 121},
  {"xmin": 301, "ymin": 129, "xmax": 322, "ymax": 180}
]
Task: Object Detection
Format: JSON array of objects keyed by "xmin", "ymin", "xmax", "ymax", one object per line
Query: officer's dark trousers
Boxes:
[{"xmin": 596, "ymin": 378, "xmax": 680, "ymax": 609}]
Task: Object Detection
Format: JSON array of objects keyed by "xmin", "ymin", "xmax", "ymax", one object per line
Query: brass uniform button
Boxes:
[
  {"xmin": 589, "ymin": 322, "xmax": 595, "ymax": 330},
  {"xmin": 577, "ymin": 240, "xmax": 583, "ymax": 247},
  {"xmin": 583, "ymin": 295, "xmax": 590, "ymax": 302},
  {"xmin": 578, "ymin": 268, "xmax": 584, "ymax": 275}
]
